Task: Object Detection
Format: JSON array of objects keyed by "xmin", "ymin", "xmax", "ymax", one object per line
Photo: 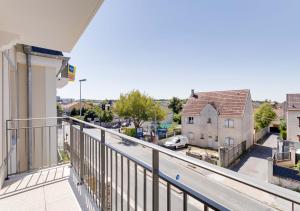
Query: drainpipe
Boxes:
[{"xmin": 23, "ymin": 45, "xmax": 32, "ymax": 170}]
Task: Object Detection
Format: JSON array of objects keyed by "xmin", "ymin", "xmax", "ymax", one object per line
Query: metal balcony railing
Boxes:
[
  {"xmin": 3, "ymin": 116, "xmax": 300, "ymax": 211},
  {"xmin": 5, "ymin": 117, "xmax": 70, "ymax": 176}
]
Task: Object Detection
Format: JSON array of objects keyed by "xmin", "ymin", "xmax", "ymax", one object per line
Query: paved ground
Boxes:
[
  {"xmin": 0, "ymin": 165, "xmax": 81, "ymax": 211},
  {"xmin": 231, "ymin": 134, "xmax": 278, "ymax": 181}
]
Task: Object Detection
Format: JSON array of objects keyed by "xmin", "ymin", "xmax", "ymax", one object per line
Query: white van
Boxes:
[{"xmin": 163, "ymin": 135, "xmax": 189, "ymax": 150}]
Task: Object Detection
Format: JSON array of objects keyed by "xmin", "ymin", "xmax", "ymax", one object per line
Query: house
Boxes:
[
  {"xmin": 62, "ymin": 101, "xmax": 93, "ymax": 114},
  {"xmin": 182, "ymin": 89, "xmax": 254, "ymax": 150},
  {"xmin": 285, "ymin": 94, "xmax": 300, "ymax": 141}
]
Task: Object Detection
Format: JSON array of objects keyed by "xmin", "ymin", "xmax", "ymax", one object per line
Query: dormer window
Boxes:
[
  {"xmin": 207, "ymin": 118, "xmax": 212, "ymax": 124},
  {"xmin": 187, "ymin": 117, "xmax": 194, "ymax": 124},
  {"xmin": 225, "ymin": 119, "xmax": 234, "ymax": 128}
]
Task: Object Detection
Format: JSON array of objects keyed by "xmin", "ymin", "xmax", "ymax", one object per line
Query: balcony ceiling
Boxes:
[{"xmin": 0, "ymin": 0, "xmax": 103, "ymax": 52}]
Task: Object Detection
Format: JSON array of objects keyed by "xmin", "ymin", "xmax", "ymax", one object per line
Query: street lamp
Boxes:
[{"xmin": 79, "ymin": 79, "xmax": 87, "ymax": 117}]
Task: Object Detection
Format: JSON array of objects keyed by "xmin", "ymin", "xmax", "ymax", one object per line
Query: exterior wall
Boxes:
[
  {"xmin": 16, "ymin": 52, "xmax": 59, "ymax": 169},
  {"xmin": 0, "ymin": 46, "xmax": 61, "ymax": 186},
  {"xmin": 0, "ymin": 48, "xmax": 14, "ymax": 187},
  {"xmin": 182, "ymin": 104, "xmax": 219, "ymax": 149},
  {"xmin": 218, "ymin": 117, "xmax": 243, "ymax": 146},
  {"xmin": 242, "ymin": 94, "xmax": 254, "ymax": 149},
  {"xmin": 287, "ymin": 110, "xmax": 300, "ymax": 141}
]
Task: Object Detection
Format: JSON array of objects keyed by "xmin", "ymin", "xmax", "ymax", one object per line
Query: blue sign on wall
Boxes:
[
  {"xmin": 136, "ymin": 127, "xmax": 143, "ymax": 138},
  {"xmin": 157, "ymin": 128, "xmax": 167, "ymax": 137}
]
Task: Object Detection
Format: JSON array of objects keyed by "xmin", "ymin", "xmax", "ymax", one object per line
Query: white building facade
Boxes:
[
  {"xmin": 0, "ymin": 0, "xmax": 103, "ymax": 188},
  {"xmin": 182, "ymin": 89, "xmax": 254, "ymax": 150},
  {"xmin": 285, "ymin": 94, "xmax": 300, "ymax": 141}
]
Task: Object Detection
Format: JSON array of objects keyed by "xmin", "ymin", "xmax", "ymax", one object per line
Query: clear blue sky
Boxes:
[{"xmin": 58, "ymin": 0, "xmax": 300, "ymax": 102}]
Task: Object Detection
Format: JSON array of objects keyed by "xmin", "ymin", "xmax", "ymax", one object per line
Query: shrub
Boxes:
[
  {"xmin": 123, "ymin": 128, "xmax": 136, "ymax": 137},
  {"xmin": 280, "ymin": 130, "xmax": 287, "ymax": 140}
]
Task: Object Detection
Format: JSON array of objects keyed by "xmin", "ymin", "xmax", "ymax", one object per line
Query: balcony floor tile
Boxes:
[{"xmin": 0, "ymin": 165, "xmax": 81, "ymax": 211}]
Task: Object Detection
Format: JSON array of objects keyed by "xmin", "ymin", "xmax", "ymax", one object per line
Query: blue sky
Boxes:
[{"xmin": 58, "ymin": 0, "xmax": 300, "ymax": 102}]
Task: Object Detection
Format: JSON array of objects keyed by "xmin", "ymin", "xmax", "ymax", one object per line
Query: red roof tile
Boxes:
[{"xmin": 182, "ymin": 89, "xmax": 250, "ymax": 117}]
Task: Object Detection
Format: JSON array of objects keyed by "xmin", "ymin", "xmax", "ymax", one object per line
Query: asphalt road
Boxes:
[{"xmin": 83, "ymin": 128, "xmax": 279, "ymax": 211}]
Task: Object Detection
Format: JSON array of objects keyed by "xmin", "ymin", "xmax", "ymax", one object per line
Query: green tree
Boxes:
[
  {"xmin": 113, "ymin": 90, "xmax": 167, "ymax": 128},
  {"xmin": 57, "ymin": 104, "xmax": 63, "ymax": 117},
  {"xmin": 279, "ymin": 119, "xmax": 287, "ymax": 140},
  {"xmin": 100, "ymin": 110, "xmax": 113, "ymax": 122},
  {"xmin": 84, "ymin": 107, "xmax": 100, "ymax": 121},
  {"xmin": 70, "ymin": 108, "xmax": 79, "ymax": 116},
  {"xmin": 173, "ymin": 113, "xmax": 181, "ymax": 124},
  {"xmin": 168, "ymin": 97, "xmax": 183, "ymax": 114},
  {"xmin": 254, "ymin": 102, "xmax": 276, "ymax": 129},
  {"xmin": 279, "ymin": 119, "xmax": 287, "ymax": 131}
]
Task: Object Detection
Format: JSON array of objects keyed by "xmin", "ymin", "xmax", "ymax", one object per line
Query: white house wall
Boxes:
[
  {"xmin": 287, "ymin": 110, "xmax": 300, "ymax": 141},
  {"xmin": 218, "ymin": 117, "xmax": 243, "ymax": 147},
  {"xmin": 242, "ymin": 94, "xmax": 254, "ymax": 149},
  {"xmin": 182, "ymin": 104, "xmax": 219, "ymax": 149}
]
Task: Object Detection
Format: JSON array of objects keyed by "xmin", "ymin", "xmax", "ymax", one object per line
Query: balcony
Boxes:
[{"xmin": 0, "ymin": 117, "xmax": 299, "ymax": 211}]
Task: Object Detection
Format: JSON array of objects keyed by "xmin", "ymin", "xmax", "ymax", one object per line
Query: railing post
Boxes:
[
  {"xmin": 79, "ymin": 122, "xmax": 84, "ymax": 183},
  {"xmin": 100, "ymin": 129, "xmax": 106, "ymax": 211},
  {"xmin": 152, "ymin": 149, "xmax": 159, "ymax": 211},
  {"xmin": 69, "ymin": 119, "xmax": 73, "ymax": 166}
]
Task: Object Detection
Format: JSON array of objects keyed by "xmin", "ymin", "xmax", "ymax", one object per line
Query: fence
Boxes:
[
  {"xmin": 273, "ymin": 165, "xmax": 300, "ymax": 182},
  {"xmin": 219, "ymin": 141, "xmax": 246, "ymax": 168},
  {"xmin": 5, "ymin": 117, "xmax": 69, "ymax": 176},
  {"xmin": 186, "ymin": 151, "xmax": 218, "ymax": 165},
  {"xmin": 69, "ymin": 118, "xmax": 229, "ymax": 211},
  {"xmin": 254, "ymin": 127, "xmax": 269, "ymax": 143},
  {"xmin": 274, "ymin": 151, "xmax": 291, "ymax": 161}
]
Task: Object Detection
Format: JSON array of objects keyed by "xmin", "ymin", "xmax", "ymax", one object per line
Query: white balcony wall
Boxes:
[
  {"xmin": 16, "ymin": 51, "xmax": 61, "ymax": 169},
  {"xmin": 0, "ymin": 48, "xmax": 14, "ymax": 188}
]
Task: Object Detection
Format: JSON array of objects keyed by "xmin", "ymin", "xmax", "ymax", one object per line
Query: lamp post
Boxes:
[{"xmin": 79, "ymin": 79, "xmax": 87, "ymax": 117}]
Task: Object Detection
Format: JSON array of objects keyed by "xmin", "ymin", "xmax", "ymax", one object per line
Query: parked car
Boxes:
[
  {"xmin": 163, "ymin": 135, "xmax": 188, "ymax": 150},
  {"xmin": 121, "ymin": 122, "xmax": 130, "ymax": 127}
]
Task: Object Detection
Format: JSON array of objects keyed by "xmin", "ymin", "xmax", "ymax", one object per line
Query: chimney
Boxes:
[{"xmin": 191, "ymin": 89, "xmax": 195, "ymax": 98}]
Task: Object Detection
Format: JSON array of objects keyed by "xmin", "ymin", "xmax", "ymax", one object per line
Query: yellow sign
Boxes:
[{"xmin": 68, "ymin": 64, "xmax": 76, "ymax": 81}]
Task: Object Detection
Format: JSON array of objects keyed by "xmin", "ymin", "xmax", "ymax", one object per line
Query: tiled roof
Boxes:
[
  {"xmin": 286, "ymin": 94, "xmax": 300, "ymax": 110},
  {"xmin": 182, "ymin": 89, "xmax": 250, "ymax": 117}
]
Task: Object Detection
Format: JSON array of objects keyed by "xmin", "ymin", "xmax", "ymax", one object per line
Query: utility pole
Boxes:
[{"xmin": 79, "ymin": 79, "xmax": 87, "ymax": 117}]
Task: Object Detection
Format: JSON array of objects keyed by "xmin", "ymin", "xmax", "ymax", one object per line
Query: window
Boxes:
[
  {"xmin": 224, "ymin": 119, "xmax": 234, "ymax": 128},
  {"xmin": 224, "ymin": 137, "xmax": 234, "ymax": 147},
  {"xmin": 207, "ymin": 118, "xmax": 212, "ymax": 124},
  {"xmin": 298, "ymin": 117, "xmax": 300, "ymax": 127},
  {"xmin": 200, "ymin": 134, "xmax": 204, "ymax": 139},
  {"xmin": 175, "ymin": 139, "xmax": 180, "ymax": 144},
  {"xmin": 187, "ymin": 117, "xmax": 194, "ymax": 124}
]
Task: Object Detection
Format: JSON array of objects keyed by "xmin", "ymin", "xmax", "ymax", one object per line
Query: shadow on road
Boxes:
[{"xmin": 230, "ymin": 144, "xmax": 272, "ymax": 172}]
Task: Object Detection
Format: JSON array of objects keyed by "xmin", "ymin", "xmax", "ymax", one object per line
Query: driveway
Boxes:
[{"xmin": 230, "ymin": 134, "xmax": 278, "ymax": 181}]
